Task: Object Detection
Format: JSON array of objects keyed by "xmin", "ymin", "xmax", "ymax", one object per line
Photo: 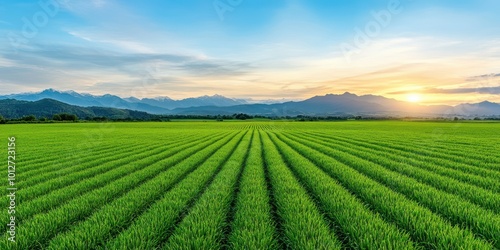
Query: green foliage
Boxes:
[
  {"xmin": 0, "ymin": 98, "xmax": 155, "ymax": 120},
  {"xmin": 0, "ymin": 121, "xmax": 498, "ymax": 249},
  {"xmin": 22, "ymin": 115, "xmax": 36, "ymax": 121},
  {"xmin": 233, "ymin": 113, "xmax": 252, "ymax": 120}
]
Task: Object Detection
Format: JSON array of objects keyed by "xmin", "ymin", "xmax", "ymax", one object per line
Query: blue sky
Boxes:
[{"xmin": 0, "ymin": 0, "xmax": 499, "ymax": 104}]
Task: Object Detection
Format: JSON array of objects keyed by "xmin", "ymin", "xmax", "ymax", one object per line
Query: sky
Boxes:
[{"xmin": 0, "ymin": 0, "xmax": 499, "ymax": 105}]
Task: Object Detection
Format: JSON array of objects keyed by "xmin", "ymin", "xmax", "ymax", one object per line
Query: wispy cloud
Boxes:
[
  {"xmin": 466, "ymin": 73, "xmax": 500, "ymax": 81},
  {"xmin": 60, "ymin": 0, "xmax": 110, "ymax": 12},
  {"xmin": 1, "ymin": 1, "xmax": 500, "ymax": 103},
  {"xmin": 0, "ymin": 43, "xmax": 255, "ymax": 96},
  {"xmin": 1, "ymin": 43, "xmax": 250, "ymax": 76},
  {"xmin": 390, "ymin": 86, "xmax": 500, "ymax": 95}
]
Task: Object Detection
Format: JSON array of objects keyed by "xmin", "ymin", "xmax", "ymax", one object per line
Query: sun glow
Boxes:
[{"xmin": 407, "ymin": 93, "xmax": 422, "ymax": 103}]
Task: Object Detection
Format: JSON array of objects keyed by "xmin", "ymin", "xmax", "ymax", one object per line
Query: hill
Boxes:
[
  {"xmin": 172, "ymin": 92, "xmax": 500, "ymax": 117},
  {"xmin": 1, "ymin": 90, "xmax": 500, "ymax": 117},
  {"xmin": 0, "ymin": 99, "xmax": 157, "ymax": 120},
  {"xmin": 0, "ymin": 89, "xmax": 247, "ymax": 114}
]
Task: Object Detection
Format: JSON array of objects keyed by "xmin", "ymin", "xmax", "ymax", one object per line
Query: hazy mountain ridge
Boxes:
[
  {"xmin": 1, "ymin": 89, "xmax": 499, "ymax": 117},
  {"xmin": 0, "ymin": 98, "xmax": 156, "ymax": 120},
  {"xmin": 0, "ymin": 89, "xmax": 247, "ymax": 114},
  {"xmin": 170, "ymin": 92, "xmax": 500, "ymax": 117}
]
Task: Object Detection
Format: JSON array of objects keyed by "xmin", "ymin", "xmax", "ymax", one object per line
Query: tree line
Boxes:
[{"xmin": 1, "ymin": 112, "xmax": 499, "ymax": 124}]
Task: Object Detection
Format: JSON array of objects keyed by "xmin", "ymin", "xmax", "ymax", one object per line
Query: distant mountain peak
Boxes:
[
  {"xmin": 41, "ymin": 88, "xmax": 57, "ymax": 93},
  {"xmin": 150, "ymin": 96, "xmax": 172, "ymax": 101},
  {"xmin": 40, "ymin": 88, "xmax": 79, "ymax": 96},
  {"xmin": 479, "ymin": 100, "xmax": 494, "ymax": 105},
  {"xmin": 1, "ymin": 89, "xmax": 499, "ymax": 117},
  {"xmin": 342, "ymin": 92, "xmax": 357, "ymax": 96},
  {"xmin": 203, "ymin": 94, "xmax": 224, "ymax": 97}
]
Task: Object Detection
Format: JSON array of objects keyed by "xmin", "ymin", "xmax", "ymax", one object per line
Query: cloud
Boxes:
[
  {"xmin": 466, "ymin": 73, "xmax": 500, "ymax": 81},
  {"xmin": 0, "ymin": 43, "xmax": 255, "ymax": 97},
  {"xmin": 1, "ymin": 43, "xmax": 251, "ymax": 78},
  {"xmin": 390, "ymin": 86, "xmax": 500, "ymax": 95},
  {"xmin": 68, "ymin": 31, "xmax": 155, "ymax": 53},
  {"xmin": 60, "ymin": 0, "xmax": 110, "ymax": 12},
  {"xmin": 175, "ymin": 61, "xmax": 252, "ymax": 77}
]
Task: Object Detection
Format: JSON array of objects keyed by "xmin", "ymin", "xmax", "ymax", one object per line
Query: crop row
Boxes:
[
  {"xmin": 355, "ymin": 131, "xmax": 500, "ymax": 165},
  {"xmin": 308, "ymin": 132, "xmax": 500, "ymax": 178},
  {"xmin": 103, "ymin": 131, "xmax": 249, "ymax": 249},
  {"xmin": 260, "ymin": 131, "xmax": 343, "ymax": 249},
  {"xmin": 14, "ymin": 131, "xmax": 206, "ymax": 203},
  {"xmin": 273, "ymin": 132, "xmax": 493, "ymax": 249},
  {"xmin": 227, "ymin": 130, "xmax": 278, "ymax": 249},
  {"xmin": 294, "ymin": 131, "xmax": 500, "ymax": 212},
  {"xmin": 266, "ymin": 131, "xmax": 417, "ymax": 249},
  {"xmin": 16, "ymin": 142, "xmax": 121, "ymax": 177},
  {"xmin": 330, "ymin": 132, "xmax": 500, "ymax": 173},
  {"xmin": 17, "ymin": 131, "xmax": 198, "ymax": 181},
  {"xmin": 2, "ymin": 132, "xmax": 220, "ymax": 228},
  {"xmin": 162, "ymin": 130, "xmax": 252, "ymax": 249},
  {"xmin": 2, "ymin": 122, "xmax": 497, "ymax": 249},
  {"xmin": 1, "ymin": 131, "xmax": 237, "ymax": 249},
  {"xmin": 48, "ymin": 131, "xmax": 245, "ymax": 249},
  {"xmin": 303, "ymin": 131, "xmax": 500, "ymax": 192},
  {"xmin": 18, "ymin": 141, "xmax": 163, "ymax": 198},
  {"xmin": 18, "ymin": 141, "xmax": 141, "ymax": 183}
]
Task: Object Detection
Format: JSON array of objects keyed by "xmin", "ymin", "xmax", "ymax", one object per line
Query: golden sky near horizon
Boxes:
[{"xmin": 1, "ymin": 1, "xmax": 499, "ymax": 105}]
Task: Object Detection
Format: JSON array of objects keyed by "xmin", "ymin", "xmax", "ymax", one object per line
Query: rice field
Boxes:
[{"xmin": 1, "ymin": 121, "xmax": 499, "ymax": 249}]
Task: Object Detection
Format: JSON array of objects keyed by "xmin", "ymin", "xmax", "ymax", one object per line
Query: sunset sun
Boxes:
[{"xmin": 407, "ymin": 93, "xmax": 422, "ymax": 103}]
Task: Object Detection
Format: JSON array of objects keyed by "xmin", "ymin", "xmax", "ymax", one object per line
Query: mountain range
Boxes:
[
  {"xmin": 0, "ymin": 98, "xmax": 156, "ymax": 120},
  {"xmin": 0, "ymin": 89, "xmax": 247, "ymax": 114},
  {"xmin": 1, "ymin": 89, "xmax": 499, "ymax": 117}
]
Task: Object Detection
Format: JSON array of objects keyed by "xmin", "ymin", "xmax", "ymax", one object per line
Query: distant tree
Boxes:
[
  {"xmin": 22, "ymin": 115, "xmax": 36, "ymax": 121},
  {"xmin": 233, "ymin": 113, "xmax": 252, "ymax": 120},
  {"xmin": 473, "ymin": 117, "xmax": 482, "ymax": 120},
  {"xmin": 39, "ymin": 117, "xmax": 48, "ymax": 122},
  {"xmin": 56, "ymin": 113, "xmax": 78, "ymax": 121},
  {"xmin": 0, "ymin": 115, "xmax": 5, "ymax": 124},
  {"xmin": 453, "ymin": 117, "xmax": 459, "ymax": 121},
  {"xmin": 92, "ymin": 116, "xmax": 108, "ymax": 122},
  {"xmin": 52, "ymin": 114, "xmax": 62, "ymax": 121}
]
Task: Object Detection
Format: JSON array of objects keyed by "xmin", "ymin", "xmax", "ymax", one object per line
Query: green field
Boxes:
[{"xmin": 2, "ymin": 121, "xmax": 499, "ymax": 249}]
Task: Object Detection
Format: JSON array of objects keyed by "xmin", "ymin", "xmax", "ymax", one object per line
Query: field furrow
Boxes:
[
  {"xmin": 0, "ymin": 131, "xmax": 235, "ymax": 249},
  {"xmin": 260, "ymin": 131, "xmax": 342, "ymax": 250},
  {"xmin": 103, "ymin": 131, "xmax": 248, "ymax": 250},
  {"xmin": 292, "ymin": 132, "xmax": 500, "ymax": 212},
  {"xmin": 16, "ymin": 132, "xmax": 197, "ymax": 181},
  {"xmin": 273, "ymin": 132, "xmax": 493, "ymax": 249},
  {"xmin": 310, "ymin": 131, "xmax": 500, "ymax": 192},
  {"xmin": 279, "ymin": 132, "xmax": 500, "ymax": 247},
  {"xmin": 228, "ymin": 130, "xmax": 278, "ymax": 250},
  {"xmin": 15, "ymin": 132, "xmax": 208, "ymax": 203},
  {"xmin": 332, "ymin": 132, "xmax": 500, "ymax": 174},
  {"xmin": 1, "ymin": 121, "xmax": 498, "ymax": 249},
  {"xmin": 162, "ymin": 130, "xmax": 252, "ymax": 249},
  {"xmin": 267, "ymin": 132, "xmax": 416, "ymax": 249},
  {"xmin": 48, "ymin": 131, "xmax": 244, "ymax": 249},
  {"xmin": 3, "ymin": 132, "xmax": 220, "ymax": 228}
]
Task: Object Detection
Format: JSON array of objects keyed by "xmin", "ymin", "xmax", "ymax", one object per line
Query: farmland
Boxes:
[{"xmin": 1, "ymin": 121, "xmax": 499, "ymax": 249}]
